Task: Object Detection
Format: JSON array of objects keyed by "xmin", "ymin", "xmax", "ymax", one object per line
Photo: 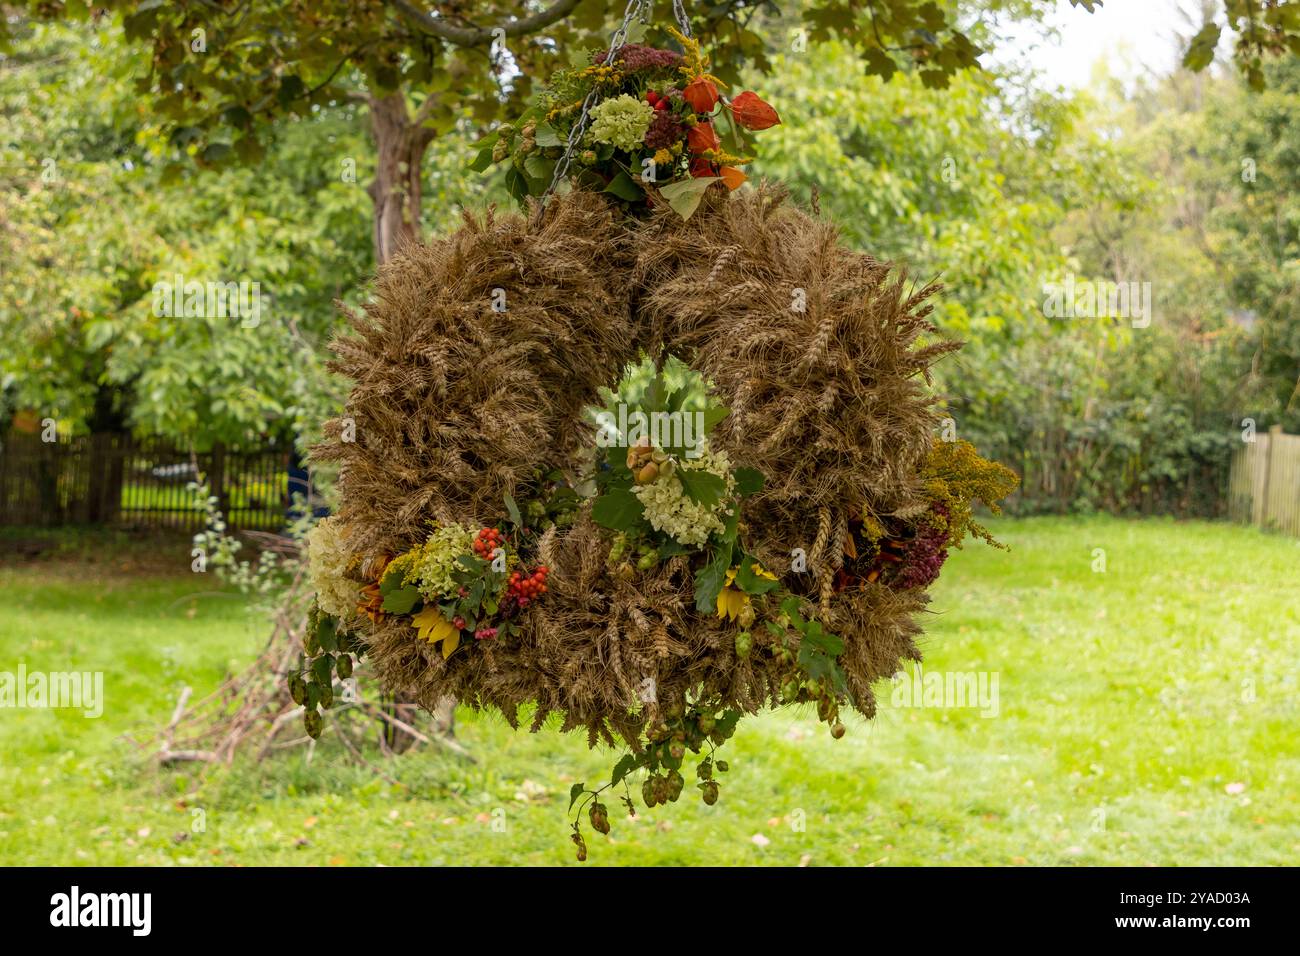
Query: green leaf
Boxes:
[
  {"xmin": 604, "ymin": 169, "xmax": 646, "ymax": 202},
  {"xmin": 610, "ymin": 753, "xmax": 639, "ymax": 787},
  {"xmin": 780, "ymin": 595, "xmax": 805, "ymax": 625},
  {"xmin": 467, "ymin": 144, "xmax": 495, "ymax": 172},
  {"xmin": 801, "ymin": 622, "xmax": 844, "ymax": 656},
  {"xmin": 312, "ymin": 654, "xmax": 334, "ymax": 686},
  {"xmin": 676, "ymin": 468, "xmax": 726, "ymax": 507},
  {"xmin": 657, "ymin": 538, "xmax": 692, "ymax": 558},
  {"xmin": 701, "ymin": 403, "xmax": 730, "ymax": 433},
  {"xmin": 733, "ymin": 467, "xmax": 765, "ymax": 496},
  {"xmin": 504, "ymin": 492, "xmax": 523, "ymax": 528},
  {"xmin": 659, "ymin": 176, "xmax": 721, "ymax": 220},
  {"xmin": 1182, "ymin": 21, "xmax": 1222, "ymax": 72},
  {"xmin": 315, "ymin": 614, "xmax": 338, "ymax": 653},
  {"xmin": 524, "ymin": 153, "xmax": 556, "ymax": 189},
  {"xmin": 735, "ymin": 554, "xmax": 782, "ymax": 595},
  {"xmin": 381, "ymin": 585, "xmax": 421, "ymax": 615},
  {"xmin": 569, "ymin": 782, "xmax": 586, "ymax": 810},
  {"xmin": 591, "ymin": 488, "xmax": 645, "ymax": 532},
  {"xmin": 535, "ymin": 124, "xmax": 564, "ymax": 147},
  {"xmin": 504, "ymin": 165, "xmax": 529, "ymax": 203},
  {"xmin": 694, "ymin": 543, "xmax": 734, "ymax": 613}
]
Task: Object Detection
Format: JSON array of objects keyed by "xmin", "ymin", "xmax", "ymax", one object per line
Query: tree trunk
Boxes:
[{"xmin": 366, "ymin": 92, "xmax": 435, "ymax": 266}]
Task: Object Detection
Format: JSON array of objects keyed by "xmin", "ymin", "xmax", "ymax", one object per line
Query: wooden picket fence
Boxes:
[
  {"xmin": 1228, "ymin": 425, "xmax": 1300, "ymax": 536},
  {"xmin": 0, "ymin": 432, "xmax": 292, "ymax": 532}
]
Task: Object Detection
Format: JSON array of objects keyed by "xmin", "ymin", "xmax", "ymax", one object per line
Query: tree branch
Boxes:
[{"xmin": 388, "ymin": 0, "xmax": 584, "ymax": 46}]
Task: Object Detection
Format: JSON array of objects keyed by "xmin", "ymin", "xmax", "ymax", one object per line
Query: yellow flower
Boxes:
[
  {"xmin": 750, "ymin": 562, "xmax": 777, "ymax": 581},
  {"xmin": 412, "ymin": 606, "xmax": 461, "ymax": 660},
  {"xmin": 716, "ymin": 568, "xmax": 751, "ymax": 623},
  {"xmin": 653, "ymin": 147, "xmax": 672, "ymax": 165}
]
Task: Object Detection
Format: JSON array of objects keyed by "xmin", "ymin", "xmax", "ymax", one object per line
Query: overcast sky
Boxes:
[{"xmin": 990, "ymin": 0, "xmax": 1219, "ymax": 91}]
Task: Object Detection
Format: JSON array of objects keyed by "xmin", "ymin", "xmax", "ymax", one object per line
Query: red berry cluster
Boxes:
[
  {"xmin": 474, "ymin": 626, "xmax": 499, "ymax": 641},
  {"xmin": 645, "ymin": 89, "xmax": 673, "ymax": 112},
  {"xmin": 508, "ymin": 565, "xmax": 549, "ymax": 608},
  {"xmin": 472, "ymin": 526, "xmax": 503, "ymax": 559}
]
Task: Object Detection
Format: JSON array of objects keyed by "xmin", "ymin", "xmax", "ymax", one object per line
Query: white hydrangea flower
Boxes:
[
  {"xmin": 633, "ymin": 444, "xmax": 736, "ymax": 548},
  {"xmin": 306, "ymin": 515, "xmax": 360, "ymax": 624}
]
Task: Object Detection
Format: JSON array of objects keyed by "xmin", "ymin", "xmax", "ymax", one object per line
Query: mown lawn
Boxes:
[{"xmin": 0, "ymin": 516, "xmax": 1296, "ymax": 866}]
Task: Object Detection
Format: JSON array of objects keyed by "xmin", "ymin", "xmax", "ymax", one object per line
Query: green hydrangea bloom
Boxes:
[
  {"xmin": 406, "ymin": 524, "xmax": 476, "ymax": 599},
  {"xmin": 588, "ymin": 94, "xmax": 655, "ymax": 152}
]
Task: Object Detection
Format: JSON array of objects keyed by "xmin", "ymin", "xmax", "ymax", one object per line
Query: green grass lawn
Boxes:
[{"xmin": 1, "ymin": 516, "xmax": 1296, "ymax": 866}]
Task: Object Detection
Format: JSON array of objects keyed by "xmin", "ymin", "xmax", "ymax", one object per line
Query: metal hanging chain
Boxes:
[
  {"xmin": 671, "ymin": 0, "xmax": 693, "ymax": 37},
  {"xmin": 536, "ymin": 0, "xmax": 697, "ymax": 209}
]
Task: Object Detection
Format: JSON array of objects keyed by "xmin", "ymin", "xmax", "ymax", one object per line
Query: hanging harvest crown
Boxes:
[{"xmin": 303, "ymin": 11, "xmax": 1018, "ymax": 861}]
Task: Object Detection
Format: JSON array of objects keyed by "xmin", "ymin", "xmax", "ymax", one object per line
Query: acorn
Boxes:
[
  {"xmin": 701, "ymin": 781, "xmax": 719, "ymax": 806},
  {"xmin": 734, "ymin": 631, "xmax": 752, "ymax": 659},
  {"xmin": 635, "ymin": 462, "xmax": 659, "ymax": 485},
  {"xmin": 831, "ymin": 721, "xmax": 846, "ymax": 739},
  {"xmin": 589, "ymin": 802, "xmax": 611, "ymax": 835},
  {"xmin": 626, "ymin": 436, "xmax": 653, "ymax": 471}
]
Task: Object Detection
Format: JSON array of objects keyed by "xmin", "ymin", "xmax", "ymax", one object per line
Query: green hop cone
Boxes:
[
  {"xmin": 716, "ymin": 760, "xmax": 729, "ymax": 773},
  {"xmin": 781, "ymin": 679, "xmax": 800, "ymax": 702},
  {"xmin": 336, "ymin": 654, "xmax": 353, "ymax": 680},
  {"xmin": 831, "ymin": 721, "xmax": 846, "ymax": 740},
  {"xmin": 589, "ymin": 802, "xmax": 611, "ymax": 835},
  {"xmin": 637, "ymin": 551, "xmax": 659, "ymax": 572},
  {"xmin": 642, "ymin": 776, "xmax": 658, "ymax": 808},
  {"xmin": 667, "ymin": 770, "xmax": 684, "ymax": 801},
  {"xmin": 735, "ymin": 630, "xmax": 752, "ymax": 659},
  {"xmin": 701, "ymin": 780, "xmax": 719, "ymax": 806},
  {"xmin": 698, "ymin": 715, "xmax": 716, "ymax": 734},
  {"xmin": 571, "ymin": 830, "xmax": 587, "ymax": 862}
]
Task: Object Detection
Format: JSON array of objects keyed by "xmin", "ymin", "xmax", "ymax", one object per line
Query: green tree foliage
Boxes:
[{"xmin": 2, "ymin": 21, "xmax": 412, "ymax": 447}]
